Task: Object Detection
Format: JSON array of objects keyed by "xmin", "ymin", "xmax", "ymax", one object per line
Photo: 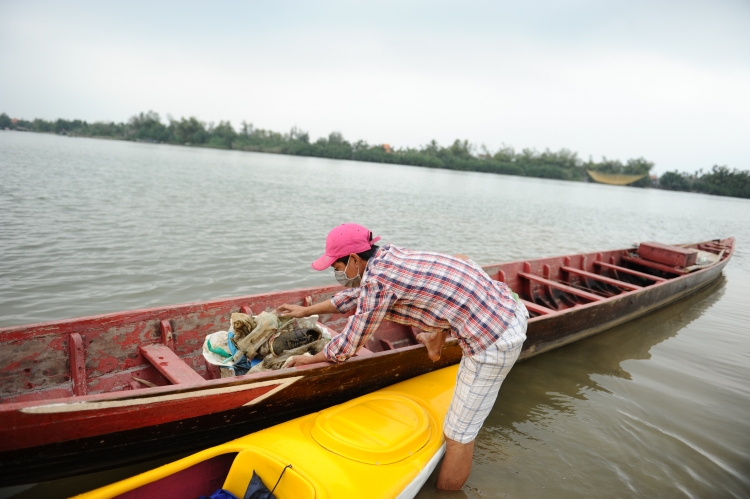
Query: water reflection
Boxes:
[{"xmin": 504, "ymin": 276, "xmax": 724, "ymax": 419}]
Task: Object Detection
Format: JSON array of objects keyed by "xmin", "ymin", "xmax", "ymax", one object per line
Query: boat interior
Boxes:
[{"xmin": 0, "ymin": 238, "xmax": 733, "ymax": 405}]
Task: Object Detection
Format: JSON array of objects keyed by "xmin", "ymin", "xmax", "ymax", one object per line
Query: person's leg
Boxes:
[
  {"xmin": 436, "ymin": 435, "xmax": 475, "ymax": 490},
  {"xmin": 438, "ymin": 307, "xmax": 527, "ymax": 490}
]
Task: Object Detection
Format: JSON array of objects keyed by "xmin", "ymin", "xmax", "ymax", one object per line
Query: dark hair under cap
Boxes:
[{"xmin": 334, "ymin": 231, "xmax": 379, "ymax": 265}]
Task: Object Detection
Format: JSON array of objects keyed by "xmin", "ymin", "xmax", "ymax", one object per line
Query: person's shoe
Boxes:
[{"xmin": 271, "ymin": 328, "xmax": 321, "ymax": 356}]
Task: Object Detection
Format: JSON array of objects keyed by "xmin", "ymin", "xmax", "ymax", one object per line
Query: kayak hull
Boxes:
[{"xmin": 74, "ymin": 366, "xmax": 461, "ymax": 499}]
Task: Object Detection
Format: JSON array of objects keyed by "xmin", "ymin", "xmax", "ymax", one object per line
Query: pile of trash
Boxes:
[{"xmin": 202, "ymin": 311, "xmax": 331, "ymax": 376}]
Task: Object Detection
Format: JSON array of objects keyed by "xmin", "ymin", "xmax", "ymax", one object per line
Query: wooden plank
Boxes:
[
  {"xmin": 593, "ymin": 261, "xmax": 668, "ymax": 282},
  {"xmin": 621, "ymin": 255, "xmax": 686, "ymax": 276},
  {"xmin": 139, "ymin": 344, "xmax": 206, "ymax": 385},
  {"xmin": 562, "ymin": 266, "xmax": 643, "ymax": 291},
  {"xmin": 638, "ymin": 241, "xmax": 698, "ymax": 267},
  {"xmin": 324, "ymin": 324, "xmax": 375, "ymax": 356},
  {"xmin": 159, "ymin": 320, "xmax": 175, "ymax": 352},
  {"xmin": 381, "ymin": 338, "xmax": 414, "ymax": 350},
  {"xmin": 520, "ymin": 299, "xmax": 554, "ymax": 316},
  {"xmin": 68, "ymin": 333, "xmax": 87, "ymax": 396},
  {"xmin": 518, "ymin": 272, "xmax": 604, "ymax": 302}
]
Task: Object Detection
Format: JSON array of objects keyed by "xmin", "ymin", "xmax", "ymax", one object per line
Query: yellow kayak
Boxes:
[{"xmin": 75, "ymin": 365, "xmax": 458, "ymax": 499}]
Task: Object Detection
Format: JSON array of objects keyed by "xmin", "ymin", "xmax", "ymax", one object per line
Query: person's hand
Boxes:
[
  {"xmin": 277, "ymin": 303, "xmax": 308, "ymax": 318},
  {"xmin": 286, "ymin": 351, "xmax": 329, "ymax": 368},
  {"xmin": 286, "ymin": 355, "xmax": 315, "ymax": 368}
]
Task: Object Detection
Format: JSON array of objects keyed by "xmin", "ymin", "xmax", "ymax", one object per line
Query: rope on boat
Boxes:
[{"xmin": 271, "ymin": 464, "xmax": 292, "ymax": 494}]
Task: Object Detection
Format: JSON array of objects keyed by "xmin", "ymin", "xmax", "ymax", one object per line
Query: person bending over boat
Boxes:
[{"xmin": 278, "ymin": 223, "xmax": 528, "ymax": 491}]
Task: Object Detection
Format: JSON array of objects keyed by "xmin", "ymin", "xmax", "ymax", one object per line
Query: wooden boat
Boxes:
[
  {"xmin": 73, "ymin": 365, "xmax": 460, "ymax": 499},
  {"xmin": 0, "ymin": 237, "xmax": 734, "ymax": 485}
]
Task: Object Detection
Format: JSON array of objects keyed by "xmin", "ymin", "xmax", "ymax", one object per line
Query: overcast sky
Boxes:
[{"xmin": 1, "ymin": 0, "xmax": 749, "ymax": 174}]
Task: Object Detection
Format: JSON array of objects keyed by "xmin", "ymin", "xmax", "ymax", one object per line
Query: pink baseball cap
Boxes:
[{"xmin": 311, "ymin": 223, "xmax": 381, "ymax": 271}]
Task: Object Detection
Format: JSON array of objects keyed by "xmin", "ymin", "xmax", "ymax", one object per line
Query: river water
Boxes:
[{"xmin": 1, "ymin": 131, "xmax": 748, "ymax": 498}]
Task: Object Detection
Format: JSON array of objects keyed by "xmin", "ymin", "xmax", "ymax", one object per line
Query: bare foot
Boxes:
[{"xmin": 416, "ymin": 332, "xmax": 445, "ymax": 362}]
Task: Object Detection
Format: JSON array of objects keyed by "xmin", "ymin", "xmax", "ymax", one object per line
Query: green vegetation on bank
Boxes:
[
  {"xmin": 659, "ymin": 166, "xmax": 750, "ymax": 199},
  {"xmin": 2, "ymin": 111, "xmax": 747, "ymax": 199}
]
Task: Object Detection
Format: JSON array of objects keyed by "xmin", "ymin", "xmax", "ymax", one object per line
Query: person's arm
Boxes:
[
  {"xmin": 277, "ymin": 287, "xmax": 362, "ymax": 319},
  {"xmin": 329, "ymin": 287, "xmax": 361, "ymax": 313},
  {"xmin": 276, "ymin": 299, "xmax": 338, "ymax": 318},
  {"xmin": 324, "ymin": 280, "xmax": 395, "ymax": 363},
  {"xmin": 288, "ymin": 279, "xmax": 395, "ymax": 367}
]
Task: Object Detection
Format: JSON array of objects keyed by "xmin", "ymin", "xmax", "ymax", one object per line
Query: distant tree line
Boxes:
[
  {"xmin": 1, "ymin": 111, "xmax": 747, "ymax": 199},
  {"xmin": 659, "ymin": 166, "xmax": 750, "ymax": 199}
]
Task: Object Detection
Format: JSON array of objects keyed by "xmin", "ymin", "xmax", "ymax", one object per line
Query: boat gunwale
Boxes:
[
  {"xmin": 0, "ymin": 283, "xmax": 347, "ymax": 340},
  {"xmin": 0, "ymin": 238, "xmax": 732, "ymax": 338}
]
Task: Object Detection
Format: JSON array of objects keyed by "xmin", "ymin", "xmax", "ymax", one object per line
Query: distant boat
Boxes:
[
  {"xmin": 0, "ymin": 237, "xmax": 734, "ymax": 485},
  {"xmin": 587, "ymin": 169, "xmax": 647, "ymax": 185}
]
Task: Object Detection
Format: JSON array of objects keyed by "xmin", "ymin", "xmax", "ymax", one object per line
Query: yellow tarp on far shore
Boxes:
[{"xmin": 587, "ymin": 170, "xmax": 647, "ymax": 186}]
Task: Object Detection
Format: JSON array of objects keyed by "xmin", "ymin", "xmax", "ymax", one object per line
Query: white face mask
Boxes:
[{"xmin": 334, "ymin": 257, "xmax": 361, "ymax": 288}]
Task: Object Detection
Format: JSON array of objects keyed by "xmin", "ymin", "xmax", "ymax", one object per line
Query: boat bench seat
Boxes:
[
  {"xmin": 561, "ymin": 266, "xmax": 642, "ymax": 291},
  {"xmin": 140, "ymin": 344, "xmax": 206, "ymax": 385},
  {"xmin": 520, "ymin": 299, "xmax": 555, "ymax": 316},
  {"xmin": 518, "ymin": 272, "xmax": 604, "ymax": 302},
  {"xmin": 593, "ymin": 261, "xmax": 667, "ymax": 282},
  {"xmin": 621, "ymin": 255, "xmax": 686, "ymax": 275}
]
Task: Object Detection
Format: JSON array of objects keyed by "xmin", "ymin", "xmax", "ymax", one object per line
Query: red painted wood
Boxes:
[
  {"xmin": 622, "ymin": 255, "xmax": 686, "ymax": 275},
  {"xmin": 83, "ymin": 365, "xmax": 169, "ymax": 396},
  {"xmin": 0, "ymin": 382, "xmax": 279, "ymax": 450},
  {"xmin": 139, "ymin": 344, "xmax": 206, "ymax": 385},
  {"xmin": 594, "ymin": 261, "xmax": 667, "ymax": 282},
  {"xmin": 1, "ymin": 387, "xmax": 73, "ymax": 404},
  {"xmin": 562, "ymin": 266, "xmax": 643, "ymax": 291},
  {"xmin": 518, "ymin": 272, "xmax": 604, "ymax": 302},
  {"xmin": 698, "ymin": 242, "xmax": 724, "ymax": 252},
  {"xmin": 160, "ymin": 320, "xmax": 175, "ymax": 351},
  {"xmin": 68, "ymin": 333, "xmax": 87, "ymax": 396},
  {"xmin": 380, "ymin": 337, "xmax": 416, "ymax": 350},
  {"xmin": 520, "ymin": 299, "xmax": 555, "ymax": 316},
  {"xmin": 204, "ymin": 357, "xmax": 220, "ymax": 380},
  {"xmin": 0, "ymin": 284, "xmax": 345, "ymax": 343},
  {"xmin": 365, "ymin": 321, "xmax": 418, "ymax": 353},
  {"xmin": 638, "ymin": 242, "xmax": 698, "ymax": 267}
]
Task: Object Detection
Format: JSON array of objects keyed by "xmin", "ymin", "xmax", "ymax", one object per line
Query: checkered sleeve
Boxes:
[
  {"xmin": 324, "ymin": 278, "xmax": 397, "ymax": 363},
  {"xmin": 330, "ymin": 287, "xmax": 361, "ymax": 313}
]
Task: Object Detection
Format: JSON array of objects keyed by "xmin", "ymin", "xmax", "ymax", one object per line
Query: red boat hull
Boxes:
[{"xmin": 0, "ymin": 238, "xmax": 734, "ymax": 485}]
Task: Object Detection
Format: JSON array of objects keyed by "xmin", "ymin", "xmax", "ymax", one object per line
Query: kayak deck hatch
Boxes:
[{"xmin": 311, "ymin": 393, "xmax": 431, "ymax": 465}]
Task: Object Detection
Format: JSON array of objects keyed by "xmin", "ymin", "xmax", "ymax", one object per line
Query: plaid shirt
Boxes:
[{"xmin": 323, "ymin": 244, "xmax": 519, "ymax": 363}]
